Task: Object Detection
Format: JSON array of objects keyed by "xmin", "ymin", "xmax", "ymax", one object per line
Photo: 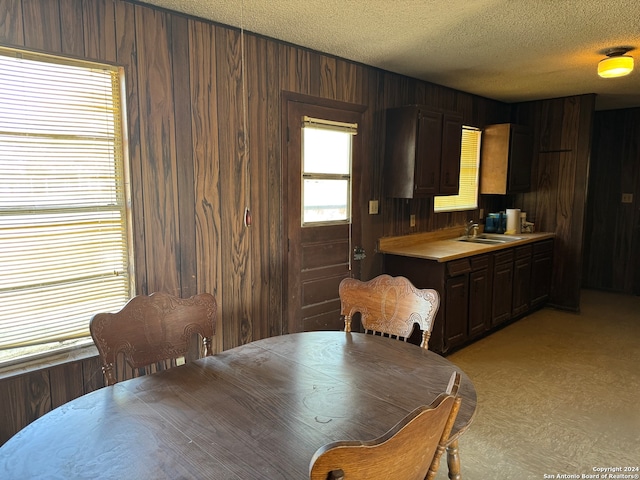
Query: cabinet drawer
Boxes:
[
  {"xmin": 471, "ymin": 255, "xmax": 490, "ymax": 271},
  {"xmin": 515, "ymin": 245, "xmax": 532, "ymax": 260},
  {"xmin": 493, "ymin": 250, "xmax": 514, "ymax": 265},
  {"xmin": 447, "ymin": 258, "xmax": 471, "ymax": 276},
  {"xmin": 534, "ymin": 239, "xmax": 554, "ymax": 254}
]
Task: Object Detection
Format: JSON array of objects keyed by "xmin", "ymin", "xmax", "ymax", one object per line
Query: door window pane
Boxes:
[
  {"xmin": 303, "ymin": 127, "xmax": 351, "ymax": 174},
  {"xmin": 301, "ymin": 119, "xmax": 355, "ymax": 226},
  {"xmin": 303, "ymin": 179, "xmax": 349, "ymax": 223}
]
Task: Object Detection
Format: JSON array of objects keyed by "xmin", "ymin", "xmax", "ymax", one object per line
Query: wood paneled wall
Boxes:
[
  {"xmin": 0, "ymin": 0, "xmax": 510, "ymax": 445},
  {"xmin": 0, "ymin": 356, "xmax": 104, "ymax": 445},
  {"xmin": 0, "ymin": 0, "xmax": 511, "ymax": 442},
  {"xmin": 0, "ymin": 0, "xmax": 609, "ymax": 447},
  {"xmin": 512, "ymin": 95, "xmax": 595, "ymax": 311},
  {"xmin": 0, "ymin": 0, "xmax": 509, "ymax": 352},
  {"xmin": 584, "ymin": 108, "xmax": 640, "ymax": 294}
]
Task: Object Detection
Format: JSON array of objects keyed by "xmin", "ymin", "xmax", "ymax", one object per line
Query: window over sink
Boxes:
[{"xmin": 434, "ymin": 126, "xmax": 481, "ymax": 212}]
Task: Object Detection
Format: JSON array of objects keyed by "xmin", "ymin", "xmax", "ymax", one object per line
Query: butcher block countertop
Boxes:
[{"xmin": 378, "ymin": 227, "xmax": 555, "ymax": 263}]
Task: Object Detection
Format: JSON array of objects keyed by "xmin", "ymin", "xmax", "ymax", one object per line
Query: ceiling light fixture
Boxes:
[{"xmin": 598, "ymin": 48, "xmax": 634, "ymax": 78}]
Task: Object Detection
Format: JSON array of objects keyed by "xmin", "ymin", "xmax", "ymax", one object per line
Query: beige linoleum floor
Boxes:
[{"xmin": 434, "ymin": 289, "xmax": 640, "ymax": 480}]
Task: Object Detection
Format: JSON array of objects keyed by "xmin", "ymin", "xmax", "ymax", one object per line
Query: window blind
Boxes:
[
  {"xmin": 434, "ymin": 127, "xmax": 481, "ymax": 212},
  {"xmin": 0, "ymin": 47, "xmax": 132, "ymax": 352},
  {"xmin": 301, "ymin": 119, "xmax": 354, "ymax": 226}
]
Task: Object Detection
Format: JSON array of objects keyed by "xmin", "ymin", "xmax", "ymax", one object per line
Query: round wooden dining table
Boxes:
[{"xmin": 0, "ymin": 331, "xmax": 477, "ymax": 479}]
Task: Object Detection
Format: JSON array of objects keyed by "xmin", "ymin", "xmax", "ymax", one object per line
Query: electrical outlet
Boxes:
[
  {"xmin": 410, "ymin": 214, "xmax": 416, "ymax": 227},
  {"xmin": 368, "ymin": 200, "xmax": 379, "ymax": 215},
  {"xmin": 622, "ymin": 193, "xmax": 633, "ymax": 204},
  {"xmin": 479, "ymin": 208, "xmax": 484, "ymax": 219}
]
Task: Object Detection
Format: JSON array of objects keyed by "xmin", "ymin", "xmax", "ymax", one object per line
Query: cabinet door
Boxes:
[
  {"xmin": 468, "ymin": 268, "xmax": 490, "ymax": 339},
  {"xmin": 531, "ymin": 241, "xmax": 554, "ymax": 307},
  {"xmin": 414, "ymin": 110, "xmax": 442, "ymax": 195},
  {"xmin": 480, "ymin": 123, "xmax": 532, "ymax": 194},
  {"xmin": 383, "ymin": 107, "xmax": 419, "ymax": 198},
  {"xmin": 508, "ymin": 125, "xmax": 533, "ymax": 192},
  {"xmin": 491, "ymin": 258, "xmax": 513, "ymax": 327},
  {"xmin": 444, "ymin": 275, "xmax": 468, "ymax": 351},
  {"xmin": 439, "ymin": 113, "xmax": 463, "ymax": 195},
  {"xmin": 512, "ymin": 257, "xmax": 532, "ymax": 317}
]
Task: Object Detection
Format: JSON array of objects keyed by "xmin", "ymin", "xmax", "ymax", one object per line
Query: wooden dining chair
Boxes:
[
  {"xmin": 339, "ymin": 274, "xmax": 439, "ymax": 349},
  {"xmin": 90, "ymin": 292, "xmax": 217, "ymax": 386},
  {"xmin": 309, "ymin": 371, "xmax": 461, "ymax": 480}
]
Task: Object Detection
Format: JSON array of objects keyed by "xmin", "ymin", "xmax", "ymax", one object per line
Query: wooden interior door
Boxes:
[{"xmin": 283, "ymin": 96, "xmax": 364, "ymax": 334}]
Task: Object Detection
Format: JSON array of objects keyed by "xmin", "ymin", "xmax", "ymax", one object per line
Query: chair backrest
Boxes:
[
  {"xmin": 90, "ymin": 292, "xmax": 217, "ymax": 386},
  {"xmin": 339, "ymin": 274, "xmax": 439, "ymax": 349},
  {"xmin": 309, "ymin": 371, "xmax": 461, "ymax": 480}
]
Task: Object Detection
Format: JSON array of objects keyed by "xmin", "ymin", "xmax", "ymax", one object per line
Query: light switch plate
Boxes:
[
  {"xmin": 622, "ymin": 193, "xmax": 633, "ymax": 203},
  {"xmin": 368, "ymin": 200, "xmax": 379, "ymax": 215},
  {"xmin": 410, "ymin": 214, "xmax": 416, "ymax": 227}
]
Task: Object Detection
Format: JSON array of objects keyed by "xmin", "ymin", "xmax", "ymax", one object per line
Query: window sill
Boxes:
[{"xmin": 0, "ymin": 343, "xmax": 99, "ymax": 381}]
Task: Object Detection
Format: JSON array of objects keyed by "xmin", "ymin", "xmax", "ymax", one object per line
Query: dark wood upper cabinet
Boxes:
[
  {"xmin": 440, "ymin": 113, "xmax": 464, "ymax": 194},
  {"xmin": 480, "ymin": 123, "xmax": 533, "ymax": 194},
  {"xmin": 384, "ymin": 106, "xmax": 463, "ymax": 198}
]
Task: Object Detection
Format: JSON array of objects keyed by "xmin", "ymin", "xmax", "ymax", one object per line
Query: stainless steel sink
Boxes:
[
  {"xmin": 458, "ymin": 237, "xmax": 506, "ymax": 244},
  {"xmin": 457, "ymin": 233, "xmax": 523, "ymax": 244}
]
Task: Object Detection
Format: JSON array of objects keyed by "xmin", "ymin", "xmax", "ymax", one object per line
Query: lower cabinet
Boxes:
[
  {"xmin": 385, "ymin": 238, "xmax": 553, "ymax": 354},
  {"xmin": 468, "ymin": 256, "xmax": 491, "ymax": 340},
  {"xmin": 531, "ymin": 240, "xmax": 554, "ymax": 308},
  {"xmin": 444, "ymin": 275, "xmax": 468, "ymax": 350},
  {"xmin": 443, "ymin": 258, "xmax": 472, "ymax": 351},
  {"xmin": 512, "ymin": 245, "xmax": 533, "ymax": 317},
  {"xmin": 491, "ymin": 250, "xmax": 514, "ymax": 327}
]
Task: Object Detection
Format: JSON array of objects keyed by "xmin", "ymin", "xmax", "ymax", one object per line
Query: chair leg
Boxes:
[
  {"xmin": 425, "ymin": 444, "xmax": 445, "ymax": 480},
  {"xmin": 446, "ymin": 439, "xmax": 462, "ymax": 480}
]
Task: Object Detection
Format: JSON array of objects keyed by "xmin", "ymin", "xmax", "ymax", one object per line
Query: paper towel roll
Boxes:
[{"xmin": 506, "ymin": 208, "xmax": 521, "ymax": 234}]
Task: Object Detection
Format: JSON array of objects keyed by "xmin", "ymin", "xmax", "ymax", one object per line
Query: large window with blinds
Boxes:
[
  {"xmin": 434, "ymin": 126, "xmax": 482, "ymax": 212},
  {"xmin": 0, "ymin": 47, "xmax": 132, "ymax": 365}
]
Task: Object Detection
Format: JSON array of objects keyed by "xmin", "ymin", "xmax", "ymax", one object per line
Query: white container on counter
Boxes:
[{"xmin": 506, "ymin": 208, "xmax": 521, "ymax": 234}]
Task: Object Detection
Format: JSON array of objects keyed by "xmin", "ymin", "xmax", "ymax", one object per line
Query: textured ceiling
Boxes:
[{"xmin": 142, "ymin": 0, "xmax": 640, "ymax": 110}]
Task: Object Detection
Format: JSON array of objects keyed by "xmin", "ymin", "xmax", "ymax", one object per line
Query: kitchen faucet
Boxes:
[{"xmin": 465, "ymin": 220, "xmax": 479, "ymax": 238}]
